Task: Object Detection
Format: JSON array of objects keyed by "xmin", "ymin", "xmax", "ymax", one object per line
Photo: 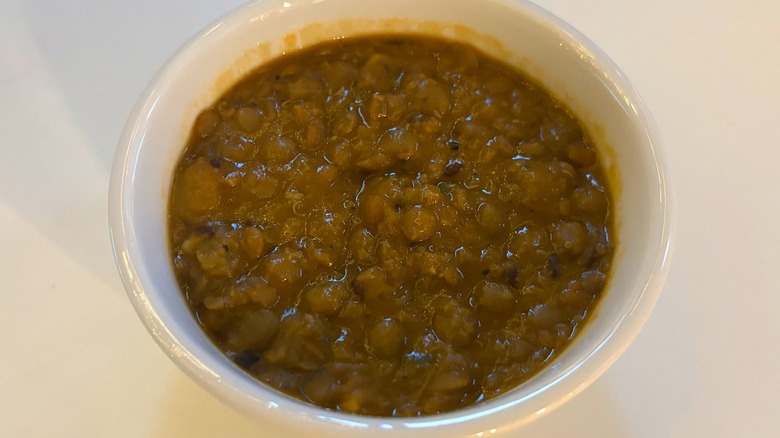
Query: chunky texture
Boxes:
[{"xmin": 169, "ymin": 36, "xmax": 613, "ymax": 417}]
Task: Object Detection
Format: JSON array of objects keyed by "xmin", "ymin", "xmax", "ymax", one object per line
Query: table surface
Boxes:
[{"xmin": 2, "ymin": 0, "xmax": 779, "ymax": 436}]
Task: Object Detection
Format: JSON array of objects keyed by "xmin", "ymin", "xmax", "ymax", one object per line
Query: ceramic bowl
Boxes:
[{"xmin": 109, "ymin": 0, "xmax": 673, "ymax": 436}]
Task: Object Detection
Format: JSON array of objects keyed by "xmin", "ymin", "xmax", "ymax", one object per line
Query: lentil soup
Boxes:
[{"xmin": 169, "ymin": 36, "xmax": 613, "ymax": 417}]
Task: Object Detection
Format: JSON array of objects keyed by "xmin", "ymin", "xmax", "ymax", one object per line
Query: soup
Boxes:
[{"xmin": 169, "ymin": 36, "xmax": 613, "ymax": 416}]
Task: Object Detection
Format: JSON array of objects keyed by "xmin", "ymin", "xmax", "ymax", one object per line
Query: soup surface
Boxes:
[{"xmin": 169, "ymin": 35, "xmax": 613, "ymax": 416}]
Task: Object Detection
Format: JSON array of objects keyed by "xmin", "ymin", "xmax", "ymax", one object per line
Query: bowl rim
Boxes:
[{"xmin": 108, "ymin": 0, "xmax": 675, "ymax": 434}]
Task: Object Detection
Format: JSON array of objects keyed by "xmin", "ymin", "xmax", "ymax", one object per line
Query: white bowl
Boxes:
[{"xmin": 109, "ymin": 0, "xmax": 674, "ymax": 436}]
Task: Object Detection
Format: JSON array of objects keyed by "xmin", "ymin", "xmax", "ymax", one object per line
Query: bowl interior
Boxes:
[{"xmin": 110, "ymin": 0, "xmax": 670, "ymax": 436}]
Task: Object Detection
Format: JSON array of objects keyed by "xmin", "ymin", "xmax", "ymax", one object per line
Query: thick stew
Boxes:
[{"xmin": 169, "ymin": 36, "xmax": 613, "ymax": 416}]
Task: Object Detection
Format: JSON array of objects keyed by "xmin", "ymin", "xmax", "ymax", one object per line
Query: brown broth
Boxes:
[{"xmin": 168, "ymin": 35, "xmax": 613, "ymax": 417}]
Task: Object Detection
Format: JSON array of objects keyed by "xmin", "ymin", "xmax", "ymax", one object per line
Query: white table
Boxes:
[{"xmin": 2, "ymin": 1, "xmax": 778, "ymax": 436}]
